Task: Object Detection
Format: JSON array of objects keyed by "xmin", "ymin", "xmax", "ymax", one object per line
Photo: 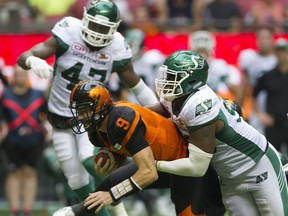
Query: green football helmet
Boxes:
[
  {"xmin": 155, "ymin": 50, "xmax": 209, "ymax": 101},
  {"xmin": 81, "ymin": 0, "xmax": 122, "ymax": 47}
]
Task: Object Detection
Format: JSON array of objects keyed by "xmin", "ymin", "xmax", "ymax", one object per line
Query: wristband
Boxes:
[{"xmin": 109, "ymin": 177, "xmax": 141, "ymax": 202}]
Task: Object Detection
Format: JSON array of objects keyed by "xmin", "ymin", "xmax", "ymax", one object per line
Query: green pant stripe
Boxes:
[{"xmin": 266, "ymin": 146, "xmax": 288, "ymax": 214}]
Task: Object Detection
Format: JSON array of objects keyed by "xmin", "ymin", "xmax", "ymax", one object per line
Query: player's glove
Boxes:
[{"xmin": 25, "ymin": 56, "xmax": 53, "ymax": 79}]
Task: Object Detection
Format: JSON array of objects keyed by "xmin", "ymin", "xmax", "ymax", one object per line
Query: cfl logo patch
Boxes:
[{"xmin": 72, "ymin": 43, "xmax": 87, "ymax": 54}]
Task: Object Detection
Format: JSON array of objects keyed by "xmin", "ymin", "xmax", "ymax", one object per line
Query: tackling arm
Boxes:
[
  {"xmin": 156, "ymin": 123, "xmax": 216, "ymax": 177},
  {"xmin": 156, "ymin": 143, "xmax": 212, "ymax": 177}
]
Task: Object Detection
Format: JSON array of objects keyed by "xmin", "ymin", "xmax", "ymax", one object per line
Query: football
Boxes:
[{"xmin": 94, "ymin": 148, "xmax": 127, "ymax": 167}]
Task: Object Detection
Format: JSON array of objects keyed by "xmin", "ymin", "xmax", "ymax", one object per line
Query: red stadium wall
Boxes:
[{"xmin": 1, "ymin": 33, "xmax": 288, "ymax": 66}]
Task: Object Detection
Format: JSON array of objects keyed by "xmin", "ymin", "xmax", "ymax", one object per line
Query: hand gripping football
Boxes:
[{"xmin": 94, "ymin": 148, "xmax": 127, "ymax": 167}]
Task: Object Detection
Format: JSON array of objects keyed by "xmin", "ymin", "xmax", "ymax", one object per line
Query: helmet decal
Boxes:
[{"xmin": 190, "ymin": 55, "xmax": 205, "ymax": 70}]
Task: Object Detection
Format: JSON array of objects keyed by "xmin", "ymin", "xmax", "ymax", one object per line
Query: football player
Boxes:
[
  {"xmin": 152, "ymin": 50, "xmax": 288, "ymax": 215},
  {"xmin": 53, "ymin": 80, "xmax": 224, "ymax": 216},
  {"xmin": 17, "ymin": 1, "xmax": 158, "ymax": 216},
  {"xmin": 108, "ymin": 28, "xmax": 165, "ymax": 104},
  {"xmin": 237, "ymin": 26, "xmax": 277, "ymax": 134}
]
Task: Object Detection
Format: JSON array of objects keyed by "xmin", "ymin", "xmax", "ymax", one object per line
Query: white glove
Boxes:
[{"xmin": 25, "ymin": 56, "xmax": 53, "ymax": 79}]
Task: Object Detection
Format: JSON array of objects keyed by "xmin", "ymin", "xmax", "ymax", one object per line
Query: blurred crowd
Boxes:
[{"xmin": 0, "ymin": 0, "xmax": 288, "ymax": 33}]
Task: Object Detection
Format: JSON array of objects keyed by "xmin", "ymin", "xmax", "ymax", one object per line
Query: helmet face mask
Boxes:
[
  {"xmin": 155, "ymin": 50, "xmax": 209, "ymax": 101},
  {"xmin": 70, "ymin": 101, "xmax": 96, "ymax": 133},
  {"xmin": 81, "ymin": 0, "xmax": 121, "ymax": 47},
  {"xmin": 69, "ymin": 80, "xmax": 114, "ymax": 134},
  {"xmin": 156, "ymin": 65, "xmax": 190, "ymax": 101}
]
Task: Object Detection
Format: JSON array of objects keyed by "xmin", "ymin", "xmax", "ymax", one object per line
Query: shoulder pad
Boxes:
[
  {"xmin": 52, "ymin": 17, "xmax": 82, "ymax": 44},
  {"xmin": 181, "ymin": 86, "xmax": 221, "ymax": 127}
]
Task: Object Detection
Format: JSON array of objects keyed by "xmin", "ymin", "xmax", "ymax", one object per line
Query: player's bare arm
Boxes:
[
  {"xmin": 84, "ymin": 146, "xmax": 157, "ymax": 213},
  {"xmin": 189, "ymin": 121, "xmax": 218, "ymax": 154},
  {"xmin": 146, "ymin": 102, "xmax": 171, "ymax": 118},
  {"xmin": 17, "ymin": 36, "xmax": 58, "ymax": 69},
  {"xmin": 116, "ymin": 61, "xmax": 140, "ymax": 88}
]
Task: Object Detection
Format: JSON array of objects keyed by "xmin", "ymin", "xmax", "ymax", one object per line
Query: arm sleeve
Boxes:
[{"xmin": 156, "ymin": 144, "xmax": 213, "ymax": 177}]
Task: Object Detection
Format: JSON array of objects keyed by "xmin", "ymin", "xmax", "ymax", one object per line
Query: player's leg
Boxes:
[
  {"xmin": 52, "ymin": 128, "xmax": 93, "ymax": 200},
  {"xmin": 205, "ymin": 166, "xmax": 226, "ymax": 216},
  {"xmin": 41, "ymin": 145, "xmax": 79, "ymax": 204},
  {"xmin": 22, "ymin": 144, "xmax": 45, "ymax": 215},
  {"xmin": 2, "ymin": 142, "xmax": 23, "ymax": 215},
  {"xmin": 253, "ymin": 144, "xmax": 288, "ymax": 215},
  {"xmin": 221, "ymin": 144, "xmax": 288, "ymax": 215},
  {"xmin": 53, "ymin": 129, "xmax": 110, "ymax": 216},
  {"xmin": 76, "ymin": 132, "xmax": 103, "ymax": 185},
  {"xmin": 170, "ymin": 174, "xmax": 206, "ymax": 216},
  {"xmin": 221, "ymin": 189, "xmax": 259, "ymax": 216}
]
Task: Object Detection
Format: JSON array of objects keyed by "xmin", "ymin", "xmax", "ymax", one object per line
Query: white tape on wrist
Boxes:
[{"xmin": 110, "ymin": 179, "xmax": 133, "ymax": 201}]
